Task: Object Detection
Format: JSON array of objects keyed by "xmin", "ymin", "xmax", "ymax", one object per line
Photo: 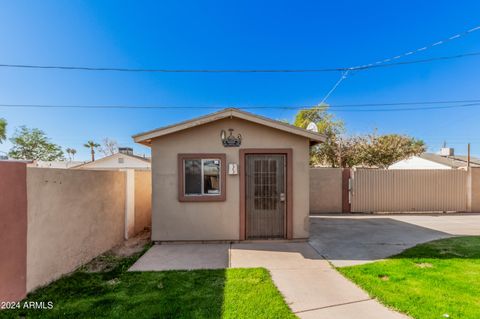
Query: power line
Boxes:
[
  {"xmin": 0, "ymin": 63, "xmax": 343, "ymax": 73},
  {"xmin": 327, "ymin": 99, "xmax": 480, "ymax": 107},
  {"xmin": 1, "ymin": 100, "xmax": 480, "ymax": 112},
  {"xmin": 0, "ymin": 51, "xmax": 480, "ymax": 74},
  {"xmin": 351, "ymin": 25, "xmax": 480, "ymax": 70},
  {"xmin": 319, "ymin": 70, "xmax": 350, "ymax": 105},
  {"xmin": 318, "ymin": 24, "xmax": 480, "ymax": 104},
  {"xmin": 334, "ymin": 102, "xmax": 480, "ymax": 112},
  {"xmin": 352, "ymin": 52, "xmax": 480, "ymax": 70}
]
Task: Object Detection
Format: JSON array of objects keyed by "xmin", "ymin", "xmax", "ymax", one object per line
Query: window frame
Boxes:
[{"xmin": 178, "ymin": 153, "xmax": 226, "ymax": 202}]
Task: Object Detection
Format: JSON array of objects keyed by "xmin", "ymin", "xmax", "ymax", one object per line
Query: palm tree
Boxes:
[
  {"xmin": 65, "ymin": 148, "xmax": 77, "ymax": 161},
  {"xmin": 70, "ymin": 148, "xmax": 77, "ymax": 160},
  {"xmin": 66, "ymin": 148, "xmax": 72, "ymax": 161},
  {"xmin": 83, "ymin": 141, "xmax": 100, "ymax": 162}
]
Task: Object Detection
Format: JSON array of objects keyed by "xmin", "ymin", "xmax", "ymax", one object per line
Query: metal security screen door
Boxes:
[{"xmin": 246, "ymin": 154, "xmax": 286, "ymax": 239}]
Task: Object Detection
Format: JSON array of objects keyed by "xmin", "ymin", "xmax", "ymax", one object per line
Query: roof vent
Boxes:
[
  {"xmin": 440, "ymin": 147, "xmax": 454, "ymax": 156},
  {"xmin": 118, "ymin": 147, "xmax": 133, "ymax": 155}
]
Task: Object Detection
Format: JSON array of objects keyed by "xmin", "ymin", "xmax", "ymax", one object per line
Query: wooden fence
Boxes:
[{"xmin": 350, "ymin": 169, "xmax": 468, "ymax": 212}]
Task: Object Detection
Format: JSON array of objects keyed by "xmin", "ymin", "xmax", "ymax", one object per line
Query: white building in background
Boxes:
[
  {"xmin": 389, "ymin": 147, "xmax": 480, "ymax": 170},
  {"xmin": 73, "ymin": 147, "xmax": 151, "ymax": 170},
  {"xmin": 28, "ymin": 160, "xmax": 85, "ymax": 169}
]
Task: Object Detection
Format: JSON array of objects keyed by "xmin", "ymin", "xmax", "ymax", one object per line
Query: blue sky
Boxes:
[{"xmin": 1, "ymin": 0, "xmax": 480, "ymax": 160}]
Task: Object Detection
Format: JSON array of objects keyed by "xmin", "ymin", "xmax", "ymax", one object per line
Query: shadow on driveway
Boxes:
[{"xmin": 309, "ymin": 216, "xmax": 453, "ymax": 266}]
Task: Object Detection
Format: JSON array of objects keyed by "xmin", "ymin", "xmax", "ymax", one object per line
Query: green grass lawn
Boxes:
[
  {"xmin": 338, "ymin": 236, "xmax": 480, "ymax": 319},
  {"xmin": 1, "ymin": 246, "xmax": 294, "ymax": 319}
]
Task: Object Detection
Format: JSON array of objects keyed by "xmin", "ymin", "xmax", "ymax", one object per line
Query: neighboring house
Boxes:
[
  {"xmin": 73, "ymin": 147, "xmax": 151, "ymax": 170},
  {"xmin": 28, "ymin": 160, "xmax": 85, "ymax": 169},
  {"xmin": 133, "ymin": 108, "xmax": 325, "ymax": 242},
  {"xmin": 389, "ymin": 147, "xmax": 480, "ymax": 169}
]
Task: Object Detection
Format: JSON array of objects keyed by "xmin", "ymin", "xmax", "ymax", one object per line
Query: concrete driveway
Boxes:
[{"xmin": 310, "ymin": 214, "xmax": 480, "ymax": 266}]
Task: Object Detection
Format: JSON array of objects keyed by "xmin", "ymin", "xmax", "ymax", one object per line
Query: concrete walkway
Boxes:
[
  {"xmin": 129, "ymin": 243, "xmax": 229, "ymax": 271},
  {"xmin": 230, "ymin": 242, "xmax": 407, "ymax": 319},
  {"xmin": 130, "ymin": 242, "xmax": 407, "ymax": 319}
]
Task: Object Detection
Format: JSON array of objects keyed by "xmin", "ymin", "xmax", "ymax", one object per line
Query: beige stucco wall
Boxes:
[
  {"xmin": 151, "ymin": 117, "xmax": 311, "ymax": 241},
  {"xmin": 26, "ymin": 168, "xmax": 126, "ymax": 292},
  {"xmin": 134, "ymin": 170, "xmax": 152, "ymax": 233},
  {"xmin": 310, "ymin": 168, "xmax": 343, "ymax": 213}
]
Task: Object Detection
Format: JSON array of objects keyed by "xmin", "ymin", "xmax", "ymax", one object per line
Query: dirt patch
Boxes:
[
  {"xmin": 106, "ymin": 278, "xmax": 121, "ymax": 286},
  {"xmin": 83, "ymin": 253, "xmax": 119, "ymax": 273},
  {"xmin": 439, "ymin": 250, "xmax": 466, "ymax": 258},
  {"xmin": 416, "ymin": 262, "xmax": 433, "ymax": 268},
  {"xmin": 378, "ymin": 275, "xmax": 389, "ymax": 281},
  {"xmin": 83, "ymin": 230, "xmax": 151, "ymax": 273},
  {"xmin": 112, "ymin": 230, "xmax": 151, "ymax": 257}
]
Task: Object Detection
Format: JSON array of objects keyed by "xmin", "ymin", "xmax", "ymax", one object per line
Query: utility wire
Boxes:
[
  {"xmin": 351, "ymin": 25, "xmax": 480, "ymax": 70},
  {"xmin": 1, "ymin": 100, "xmax": 480, "ymax": 112},
  {"xmin": 334, "ymin": 102, "xmax": 480, "ymax": 112},
  {"xmin": 0, "ymin": 63, "xmax": 344, "ymax": 73},
  {"xmin": 352, "ymin": 51, "xmax": 480, "ymax": 70},
  {"xmin": 319, "ymin": 70, "xmax": 350, "ymax": 105},
  {"xmin": 317, "ymin": 24, "xmax": 480, "ymax": 104},
  {"xmin": 1, "ymin": 25, "xmax": 479, "ymax": 112},
  {"xmin": 0, "ymin": 51, "xmax": 480, "ymax": 73},
  {"xmin": 333, "ymin": 98, "xmax": 480, "ymax": 107}
]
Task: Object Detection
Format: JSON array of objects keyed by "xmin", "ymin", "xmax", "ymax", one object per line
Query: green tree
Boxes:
[
  {"xmin": 84, "ymin": 140, "xmax": 100, "ymax": 162},
  {"xmin": 359, "ymin": 133, "xmax": 426, "ymax": 168},
  {"xmin": 309, "ymin": 135, "xmax": 367, "ymax": 168},
  {"xmin": 0, "ymin": 118, "xmax": 6, "ymax": 143},
  {"xmin": 292, "ymin": 107, "xmax": 426, "ymax": 168},
  {"xmin": 8, "ymin": 126, "xmax": 64, "ymax": 161},
  {"xmin": 293, "ymin": 104, "xmax": 344, "ymax": 137},
  {"xmin": 293, "ymin": 105, "xmax": 346, "ymax": 166}
]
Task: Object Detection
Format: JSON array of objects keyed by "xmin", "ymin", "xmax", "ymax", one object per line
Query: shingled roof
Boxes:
[{"xmin": 419, "ymin": 153, "xmax": 480, "ymax": 168}]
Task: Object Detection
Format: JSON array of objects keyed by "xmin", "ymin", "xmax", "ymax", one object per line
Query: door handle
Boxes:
[{"xmin": 280, "ymin": 193, "xmax": 286, "ymax": 202}]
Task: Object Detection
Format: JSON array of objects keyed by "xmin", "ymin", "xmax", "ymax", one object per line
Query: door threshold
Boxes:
[{"xmin": 241, "ymin": 238, "xmax": 307, "ymax": 243}]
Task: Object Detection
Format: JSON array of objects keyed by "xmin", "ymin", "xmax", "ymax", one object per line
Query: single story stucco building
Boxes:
[
  {"xmin": 73, "ymin": 147, "xmax": 151, "ymax": 170},
  {"xmin": 133, "ymin": 108, "xmax": 324, "ymax": 241}
]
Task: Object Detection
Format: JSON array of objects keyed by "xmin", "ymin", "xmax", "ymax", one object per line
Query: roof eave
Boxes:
[{"xmin": 132, "ymin": 108, "xmax": 326, "ymax": 145}]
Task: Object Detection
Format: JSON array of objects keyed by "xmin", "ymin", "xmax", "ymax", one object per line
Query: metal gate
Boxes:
[
  {"xmin": 245, "ymin": 154, "xmax": 286, "ymax": 239},
  {"xmin": 351, "ymin": 169, "xmax": 467, "ymax": 212}
]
